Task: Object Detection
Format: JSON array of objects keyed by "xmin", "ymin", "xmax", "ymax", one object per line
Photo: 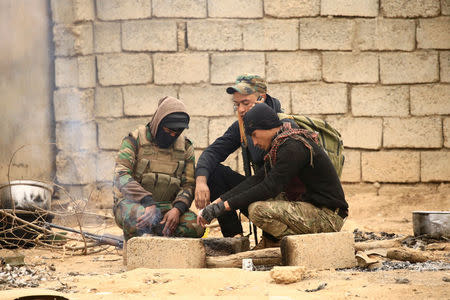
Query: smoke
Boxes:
[{"xmin": 0, "ymin": 1, "xmax": 54, "ymax": 183}]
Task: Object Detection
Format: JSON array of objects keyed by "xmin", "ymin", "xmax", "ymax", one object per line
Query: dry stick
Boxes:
[
  {"xmin": 354, "ymin": 237, "xmax": 408, "ymax": 252},
  {"xmin": 5, "ymin": 143, "xmax": 114, "ymax": 255},
  {"xmin": 0, "ymin": 210, "xmax": 92, "ymax": 251},
  {"xmin": 51, "ymin": 182, "xmax": 90, "ymax": 254},
  {"xmin": 6, "ymin": 143, "xmax": 90, "ymax": 254}
]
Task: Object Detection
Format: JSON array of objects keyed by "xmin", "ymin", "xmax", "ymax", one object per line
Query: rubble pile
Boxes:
[
  {"xmin": 375, "ymin": 260, "xmax": 450, "ymax": 272},
  {"xmin": 353, "ymin": 229, "xmax": 398, "ymax": 242},
  {"xmin": 350, "ymin": 229, "xmax": 450, "ymax": 272},
  {"xmin": 402, "ymin": 235, "xmax": 449, "ymax": 250},
  {"xmin": 0, "ymin": 263, "xmax": 56, "ymax": 290}
]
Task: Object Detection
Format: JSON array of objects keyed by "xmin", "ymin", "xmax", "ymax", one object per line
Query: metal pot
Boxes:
[
  {"xmin": 0, "ymin": 180, "xmax": 53, "ymax": 211},
  {"xmin": 412, "ymin": 211, "xmax": 450, "ymax": 238}
]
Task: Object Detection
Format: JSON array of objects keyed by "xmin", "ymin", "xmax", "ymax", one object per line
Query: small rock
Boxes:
[
  {"xmin": 395, "ymin": 278, "xmax": 410, "ymax": 284},
  {"xmin": 270, "ymin": 266, "xmax": 307, "ymax": 284},
  {"xmin": 442, "ymin": 277, "xmax": 450, "ymax": 282},
  {"xmin": 305, "ymin": 283, "xmax": 327, "ymax": 292}
]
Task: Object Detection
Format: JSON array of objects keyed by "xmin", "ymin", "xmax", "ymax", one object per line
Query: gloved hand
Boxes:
[{"xmin": 201, "ymin": 201, "xmax": 226, "ymax": 223}]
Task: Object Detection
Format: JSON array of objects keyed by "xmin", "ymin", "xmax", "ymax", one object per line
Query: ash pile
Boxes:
[
  {"xmin": 349, "ymin": 229, "xmax": 450, "ymax": 272},
  {"xmin": 0, "ymin": 261, "xmax": 56, "ymax": 290}
]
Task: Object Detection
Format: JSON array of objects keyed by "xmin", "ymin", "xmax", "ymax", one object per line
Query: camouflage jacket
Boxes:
[{"xmin": 113, "ymin": 124, "xmax": 195, "ymax": 213}]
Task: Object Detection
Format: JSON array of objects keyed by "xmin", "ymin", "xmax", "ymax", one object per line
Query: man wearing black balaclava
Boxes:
[
  {"xmin": 197, "ymin": 103, "xmax": 348, "ymax": 247},
  {"xmin": 113, "ymin": 96, "xmax": 205, "ymax": 243}
]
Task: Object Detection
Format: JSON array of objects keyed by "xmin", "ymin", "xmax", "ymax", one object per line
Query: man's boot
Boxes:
[{"xmin": 252, "ymin": 235, "xmax": 281, "ymax": 250}]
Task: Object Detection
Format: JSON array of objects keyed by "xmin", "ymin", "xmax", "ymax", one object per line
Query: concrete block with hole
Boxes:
[
  {"xmin": 127, "ymin": 236, "xmax": 206, "ymax": 269},
  {"xmin": 281, "ymin": 232, "xmax": 356, "ymax": 269}
]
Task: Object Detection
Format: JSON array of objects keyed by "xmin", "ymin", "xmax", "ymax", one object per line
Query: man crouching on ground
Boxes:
[
  {"xmin": 197, "ymin": 103, "xmax": 348, "ymax": 247},
  {"xmin": 113, "ymin": 96, "xmax": 205, "ymax": 241}
]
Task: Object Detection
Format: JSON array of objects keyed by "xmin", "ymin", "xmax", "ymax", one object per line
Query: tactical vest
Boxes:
[{"xmin": 133, "ymin": 125, "xmax": 186, "ymax": 203}]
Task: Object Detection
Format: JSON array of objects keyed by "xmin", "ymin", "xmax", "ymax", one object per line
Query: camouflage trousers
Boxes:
[
  {"xmin": 113, "ymin": 199, "xmax": 205, "ymax": 241},
  {"xmin": 248, "ymin": 200, "xmax": 345, "ymax": 239}
]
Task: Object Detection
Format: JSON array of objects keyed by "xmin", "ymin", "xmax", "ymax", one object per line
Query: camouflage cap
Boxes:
[{"xmin": 226, "ymin": 74, "xmax": 267, "ymax": 95}]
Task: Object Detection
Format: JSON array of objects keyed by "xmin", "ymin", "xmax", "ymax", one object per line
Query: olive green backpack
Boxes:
[{"xmin": 277, "ymin": 113, "xmax": 345, "ymax": 178}]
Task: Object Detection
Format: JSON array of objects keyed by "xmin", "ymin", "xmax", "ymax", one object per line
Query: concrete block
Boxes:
[
  {"xmin": 77, "ymin": 55, "xmax": 96, "ymax": 88},
  {"xmin": 53, "ymin": 24, "xmax": 93, "ymax": 56},
  {"xmin": 210, "ymin": 53, "xmax": 265, "ymax": 84},
  {"xmin": 95, "ymin": 87, "xmax": 123, "ymax": 118},
  {"xmin": 417, "ymin": 17, "xmax": 450, "ymax": 49},
  {"xmin": 73, "ymin": 0, "xmax": 95, "ymax": 21},
  {"xmin": 51, "ymin": 0, "xmax": 74, "ymax": 23},
  {"xmin": 411, "ymin": 84, "xmax": 450, "ymax": 115},
  {"xmin": 421, "ymin": 152, "xmax": 450, "ymax": 181},
  {"xmin": 185, "ymin": 117, "xmax": 209, "ymax": 148},
  {"xmin": 281, "ymin": 232, "xmax": 357, "ymax": 269},
  {"xmin": 443, "ymin": 0, "xmax": 450, "ymax": 15},
  {"xmin": 264, "ymin": 0, "xmax": 320, "ymax": 17},
  {"xmin": 267, "ymin": 84, "xmax": 292, "ymax": 114},
  {"xmin": 326, "ymin": 117, "xmax": 382, "ymax": 149},
  {"xmin": 323, "ymin": 52, "xmax": 378, "ymax": 83},
  {"xmin": 300, "ymin": 18, "xmax": 353, "ymax": 50},
  {"xmin": 179, "ymin": 85, "xmax": 234, "ymax": 116},
  {"xmin": 97, "ymin": 53, "xmax": 152, "ymax": 86},
  {"xmin": 177, "ymin": 22, "xmax": 187, "ymax": 51},
  {"xmin": 351, "ymin": 85, "xmax": 409, "ymax": 117},
  {"xmin": 54, "ymin": 88, "xmax": 94, "ymax": 122},
  {"xmin": 122, "ymin": 20, "xmax": 177, "ymax": 52},
  {"xmin": 227, "ymin": 150, "xmax": 240, "ymax": 173},
  {"xmin": 56, "ymin": 151, "xmax": 97, "ymax": 184},
  {"xmin": 97, "ymin": 118, "xmax": 149, "ymax": 150},
  {"xmin": 89, "ymin": 183, "xmax": 114, "ymax": 209},
  {"xmin": 267, "ymin": 52, "xmax": 321, "ymax": 82},
  {"xmin": 96, "ymin": 0, "xmax": 151, "ymax": 20},
  {"xmin": 441, "ymin": 51, "xmax": 450, "ymax": 82},
  {"xmin": 341, "ymin": 150, "xmax": 361, "ymax": 183},
  {"xmin": 153, "ymin": 0, "xmax": 206, "ymax": 18},
  {"xmin": 381, "ymin": 0, "xmax": 440, "ymax": 17},
  {"xmin": 321, "ymin": 0, "xmax": 378, "ymax": 16},
  {"xmin": 209, "ymin": 117, "xmax": 236, "ymax": 145},
  {"xmin": 291, "ymin": 83, "xmax": 347, "ymax": 114},
  {"xmin": 96, "ymin": 151, "xmax": 116, "ymax": 182},
  {"xmin": 445, "ymin": 118, "xmax": 450, "ymax": 148},
  {"xmin": 362, "ymin": 151, "xmax": 420, "ymax": 182},
  {"xmin": 355, "ymin": 19, "xmax": 415, "ymax": 51},
  {"xmin": 94, "ymin": 22, "xmax": 121, "ymax": 53},
  {"xmin": 383, "ymin": 117, "xmax": 442, "ymax": 148},
  {"xmin": 154, "ymin": 53, "xmax": 209, "ymax": 84},
  {"xmin": 208, "ymin": 0, "xmax": 263, "ymax": 18},
  {"xmin": 51, "ymin": 0, "xmax": 93, "ymax": 23},
  {"xmin": 123, "ymin": 85, "xmax": 178, "ymax": 116},
  {"xmin": 56, "ymin": 121, "xmax": 97, "ymax": 151},
  {"xmin": 243, "ymin": 20, "xmax": 298, "ymax": 51},
  {"xmin": 187, "ymin": 20, "xmax": 242, "ymax": 51},
  {"xmin": 55, "ymin": 57, "xmax": 78, "ymax": 88},
  {"xmin": 438, "ymin": 183, "xmax": 450, "ymax": 195},
  {"xmin": 127, "ymin": 236, "xmax": 206, "ymax": 269},
  {"xmin": 57, "ymin": 183, "xmax": 106, "ymax": 209},
  {"xmin": 73, "ymin": 24, "xmax": 93, "ymax": 55},
  {"xmin": 380, "ymin": 52, "xmax": 439, "ymax": 84}
]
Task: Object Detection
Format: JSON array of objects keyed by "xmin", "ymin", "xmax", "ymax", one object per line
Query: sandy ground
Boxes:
[{"xmin": 0, "ymin": 184, "xmax": 449, "ymax": 299}]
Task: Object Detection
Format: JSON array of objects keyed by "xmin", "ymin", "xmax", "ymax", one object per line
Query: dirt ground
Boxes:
[{"xmin": 0, "ymin": 184, "xmax": 449, "ymax": 299}]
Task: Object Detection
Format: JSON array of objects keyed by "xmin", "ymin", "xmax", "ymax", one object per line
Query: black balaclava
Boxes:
[
  {"xmin": 155, "ymin": 112, "xmax": 190, "ymax": 148},
  {"xmin": 243, "ymin": 103, "xmax": 282, "ymax": 136}
]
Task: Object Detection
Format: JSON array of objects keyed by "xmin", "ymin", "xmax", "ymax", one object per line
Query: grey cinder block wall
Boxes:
[{"xmin": 50, "ymin": 0, "xmax": 450, "ymax": 206}]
